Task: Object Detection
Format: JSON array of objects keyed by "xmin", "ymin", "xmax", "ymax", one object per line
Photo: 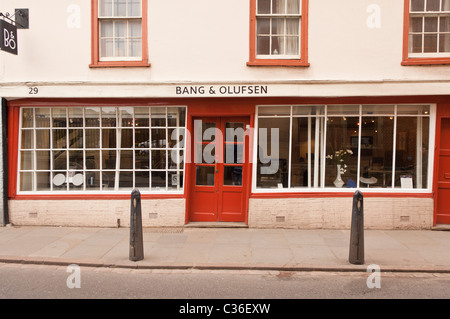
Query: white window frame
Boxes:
[
  {"xmin": 408, "ymin": 0, "xmax": 450, "ymax": 58},
  {"xmin": 98, "ymin": 0, "xmax": 143, "ymax": 61},
  {"xmin": 255, "ymin": 0, "xmax": 302, "ymax": 59},
  {"xmin": 252, "ymin": 104, "xmax": 436, "ymax": 194},
  {"xmin": 17, "ymin": 106, "xmax": 187, "ymax": 195}
]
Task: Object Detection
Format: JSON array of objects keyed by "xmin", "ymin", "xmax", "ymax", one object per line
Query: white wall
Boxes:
[{"xmin": 1, "ymin": 0, "xmax": 450, "ymax": 90}]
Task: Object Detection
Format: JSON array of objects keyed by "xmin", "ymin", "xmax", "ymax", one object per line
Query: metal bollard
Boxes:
[
  {"xmin": 349, "ymin": 190, "xmax": 364, "ymax": 265},
  {"xmin": 129, "ymin": 189, "xmax": 144, "ymax": 262}
]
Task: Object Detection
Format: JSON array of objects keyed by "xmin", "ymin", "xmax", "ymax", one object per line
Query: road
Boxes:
[{"xmin": 1, "ymin": 263, "xmax": 449, "ymax": 300}]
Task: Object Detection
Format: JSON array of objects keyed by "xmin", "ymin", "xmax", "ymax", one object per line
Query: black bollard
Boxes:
[
  {"xmin": 129, "ymin": 189, "xmax": 144, "ymax": 262},
  {"xmin": 349, "ymin": 190, "xmax": 364, "ymax": 265}
]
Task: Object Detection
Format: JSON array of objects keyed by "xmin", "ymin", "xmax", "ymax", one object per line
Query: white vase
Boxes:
[{"xmin": 333, "ymin": 164, "xmax": 345, "ymax": 188}]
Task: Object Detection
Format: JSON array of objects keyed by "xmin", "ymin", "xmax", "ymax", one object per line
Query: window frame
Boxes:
[
  {"xmin": 16, "ymin": 105, "xmax": 187, "ymax": 195},
  {"xmin": 402, "ymin": 0, "xmax": 450, "ymax": 65},
  {"xmin": 90, "ymin": 0, "xmax": 150, "ymax": 68},
  {"xmin": 247, "ymin": 0, "xmax": 309, "ymax": 67},
  {"xmin": 253, "ymin": 104, "xmax": 436, "ymax": 194}
]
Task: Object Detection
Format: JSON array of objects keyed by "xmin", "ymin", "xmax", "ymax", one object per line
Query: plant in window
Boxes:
[{"xmin": 326, "ymin": 149, "xmax": 353, "ymax": 188}]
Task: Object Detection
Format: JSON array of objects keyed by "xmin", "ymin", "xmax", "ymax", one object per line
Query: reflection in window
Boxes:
[
  {"xmin": 256, "ymin": 104, "xmax": 432, "ymax": 191},
  {"xmin": 18, "ymin": 106, "xmax": 186, "ymax": 193}
]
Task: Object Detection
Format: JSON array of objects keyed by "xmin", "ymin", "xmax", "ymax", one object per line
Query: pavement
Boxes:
[{"xmin": 0, "ymin": 225, "xmax": 449, "ymax": 273}]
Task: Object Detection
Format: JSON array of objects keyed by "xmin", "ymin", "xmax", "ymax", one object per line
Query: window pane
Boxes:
[
  {"xmin": 86, "ymin": 171, "xmax": 100, "ymax": 191},
  {"xmin": 286, "ymin": 0, "xmax": 300, "ymax": 14},
  {"xmin": 119, "ymin": 107, "xmax": 133, "ymax": 127},
  {"xmin": 327, "ymin": 105, "xmax": 359, "ymax": 116},
  {"xmin": 69, "ymin": 129, "xmax": 83, "ymax": 148},
  {"xmin": 151, "ymin": 107, "xmax": 166, "ymax": 127},
  {"xmin": 410, "ymin": 34, "xmax": 423, "ymax": 53},
  {"xmin": 286, "ymin": 36, "xmax": 299, "ymax": 55},
  {"xmin": 53, "ymin": 151, "xmax": 67, "ymax": 170},
  {"xmin": 21, "ymin": 130, "xmax": 34, "ymax": 149},
  {"xmin": 291, "ymin": 117, "xmax": 322, "ymax": 188},
  {"xmin": 272, "ymin": 0, "xmax": 286, "ymax": 14},
  {"xmin": 257, "ymin": 18, "xmax": 270, "ymax": 34},
  {"xmin": 410, "ymin": 17, "xmax": 423, "ymax": 32},
  {"xmin": 20, "ymin": 151, "xmax": 33, "ymax": 170},
  {"xmin": 426, "ymin": 0, "xmax": 440, "ymax": 11},
  {"xmin": 224, "ymin": 166, "xmax": 243, "ymax": 186},
  {"xmin": 20, "ymin": 172, "xmax": 33, "ymax": 191},
  {"xmin": 102, "ymin": 171, "xmax": 116, "ymax": 189},
  {"xmin": 120, "ymin": 150, "xmax": 133, "ymax": 169},
  {"xmin": 168, "ymin": 171, "xmax": 183, "ymax": 190},
  {"xmin": 136, "ymin": 150, "xmax": 149, "ymax": 169},
  {"xmin": 135, "ymin": 107, "xmax": 149, "ymax": 127},
  {"xmin": 69, "ymin": 150, "xmax": 84, "ymax": 170},
  {"xmin": 99, "ymin": 0, "xmax": 113, "ymax": 16},
  {"xmin": 102, "ymin": 129, "xmax": 116, "ymax": 148},
  {"xmin": 225, "ymin": 144, "xmax": 244, "ymax": 164},
  {"xmin": 424, "ymin": 16, "xmax": 438, "ymax": 32},
  {"xmin": 360, "ymin": 117, "xmax": 394, "ymax": 188},
  {"xmin": 272, "ymin": 18, "xmax": 284, "ymax": 35},
  {"xmin": 135, "ymin": 129, "xmax": 149, "ymax": 148},
  {"xmin": 128, "ymin": 0, "xmax": 141, "ymax": 17},
  {"xmin": 85, "ymin": 129, "xmax": 100, "ymax": 148},
  {"xmin": 36, "ymin": 172, "xmax": 51, "ymax": 191},
  {"xmin": 362, "ymin": 105, "xmax": 395, "ymax": 115},
  {"xmin": 69, "ymin": 108, "xmax": 83, "ymax": 127},
  {"xmin": 258, "ymin": 0, "xmax": 271, "ymax": 14},
  {"xmin": 102, "ymin": 107, "xmax": 116, "ymax": 127},
  {"xmin": 440, "ymin": 34, "xmax": 450, "ymax": 52},
  {"xmin": 325, "ymin": 117, "xmax": 358, "ymax": 187},
  {"xmin": 424, "ymin": 34, "xmax": 438, "ymax": 52},
  {"xmin": 286, "ymin": 18, "xmax": 299, "ymax": 35},
  {"xmin": 35, "ymin": 108, "xmax": 50, "ymax": 128},
  {"xmin": 118, "ymin": 171, "xmax": 133, "ymax": 190},
  {"xmin": 168, "ymin": 107, "xmax": 186, "ymax": 127},
  {"xmin": 86, "ymin": 150, "xmax": 100, "ymax": 169},
  {"xmin": 440, "ymin": 16, "xmax": 450, "ymax": 32},
  {"xmin": 272, "ymin": 36, "xmax": 284, "ymax": 55},
  {"xmin": 22, "ymin": 108, "xmax": 33, "ymax": 128},
  {"xmin": 257, "ymin": 36, "xmax": 270, "ymax": 55},
  {"xmin": 411, "ymin": 0, "xmax": 425, "ymax": 12},
  {"xmin": 85, "ymin": 108, "xmax": 100, "ymax": 127},
  {"xmin": 114, "ymin": 0, "xmax": 127, "ymax": 16},
  {"xmin": 151, "ymin": 171, "xmax": 166, "ymax": 190},
  {"xmin": 152, "ymin": 129, "xmax": 167, "ymax": 148},
  {"xmin": 196, "ymin": 166, "xmax": 215, "ymax": 186},
  {"xmin": 293, "ymin": 105, "xmax": 324, "ymax": 116},
  {"xmin": 259, "ymin": 106, "xmax": 290, "ymax": 116},
  {"xmin": 120, "ymin": 128, "xmax": 133, "ymax": 148},
  {"xmin": 36, "ymin": 151, "xmax": 50, "ymax": 170},
  {"xmin": 152, "ymin": 150, "xmax": 166, "ymax": 169},
  {"xmin": 135, "ymin": 171, "xmax": 149, "ymax": 189},
  {"xmin": 395, "ymin": 117, "xmax": 429, "ymax": 189},
  {"xmin": 257, "ymin": 118, "xmax": 290, "ymax": 188},
  {"xmin": 52, "ymin": 108, "xmax": 67, "ymax": 128},
  {"xmin": 102, "ymin": 150, "xmax": 117, "ymax": 169},
  {"xmin": 53, "ymin": 129, "xmax": 67, "ymax": 149}
]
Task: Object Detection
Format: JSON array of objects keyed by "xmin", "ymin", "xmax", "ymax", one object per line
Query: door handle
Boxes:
[
  {"xmin": 215, "ymin": 162, "xmax": 219, "ymax": 173},
  {"xmin": 445, "ymin": 173, "xmax": 450, "ymax": 179}
]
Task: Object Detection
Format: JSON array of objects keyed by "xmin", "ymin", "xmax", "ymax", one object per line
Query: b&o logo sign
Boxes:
[{"xmin": 0, "ymin": 19, "xmax": 18, "ymax": 55}]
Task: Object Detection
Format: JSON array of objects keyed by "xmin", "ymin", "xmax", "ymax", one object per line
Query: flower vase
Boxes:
[{"xmin": 333, "ymin": 164, "xmax": 345, "ymax": 188}]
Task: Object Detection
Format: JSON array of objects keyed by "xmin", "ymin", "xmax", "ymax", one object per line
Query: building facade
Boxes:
[{"xmin": 1, "ymin": 0, "xmax": 450, "ymax": 229}]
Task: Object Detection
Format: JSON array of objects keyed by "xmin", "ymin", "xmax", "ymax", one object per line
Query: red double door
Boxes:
[
  {"xmin": 437, "ymin": 118, "xmax": 450, "ymax": 224},
  {"xmin": 189, "ymin": 117, "xmax": 250, "ymax": 222}
]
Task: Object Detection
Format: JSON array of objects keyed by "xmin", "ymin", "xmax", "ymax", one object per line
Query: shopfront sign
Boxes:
[
  {"xmin": 0, "ymin": 19, "xmax": 18, "ymax": 55},
  {"xmin": 175, "ymin": 85, "xmax": 268, "ymax": 96}
]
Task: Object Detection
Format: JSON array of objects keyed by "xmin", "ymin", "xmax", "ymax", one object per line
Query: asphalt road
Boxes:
[{"xmin": 0, "ymin": 263, "xmax": 449, "ymax": 301}]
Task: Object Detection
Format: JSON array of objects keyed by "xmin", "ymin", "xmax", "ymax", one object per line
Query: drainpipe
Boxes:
[{"xmin": 0, "ymin": 98, "xmax": 9, "ymax": 226}]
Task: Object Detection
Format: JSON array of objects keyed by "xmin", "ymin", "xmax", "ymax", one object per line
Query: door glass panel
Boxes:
[
  {"xmin": 196, "ymin": 166, "xmax": 215, "ymax": 186},
  {"xmin": 224, "ymin": 166, "xmax": 242, "ymax": 186},
  {"xmin": 225, "ymin": 122, "xmax": 245, "ymax": 142},
  {"xmin": 225, "ymin": 144, "xmax": 243, "ymax": 164}
]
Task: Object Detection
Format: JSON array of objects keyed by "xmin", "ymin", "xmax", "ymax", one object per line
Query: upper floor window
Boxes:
[
  {"xmin": 90, "ymin": 0, "xmax": 150, "ymax": 67},
  {"xmin": 403, "ymin": 0, "xmax": 450, "ymax": 65},
  {"xmin": 248, "ymin": 0, "xmax": 309, "ymax": 66}
]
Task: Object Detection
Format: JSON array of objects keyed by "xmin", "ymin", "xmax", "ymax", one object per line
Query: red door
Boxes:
[
  {"xmin": 437, "ymin": 118, "xmax": 450, "ymax": 224},
  {"xmin": 189, "ymin": 117, "xmax": 250, "ymax": 222}
]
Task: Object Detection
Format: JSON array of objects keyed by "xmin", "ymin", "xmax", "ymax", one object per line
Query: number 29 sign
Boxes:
[{"xmin": 0, "ymin": 19, "xmax": 18, "ymax": 55}]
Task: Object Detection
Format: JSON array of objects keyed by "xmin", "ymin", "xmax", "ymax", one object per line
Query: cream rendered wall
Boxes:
[{"xmin": 1, "ymin": 0, "xmax": 450, "ymax": 87}]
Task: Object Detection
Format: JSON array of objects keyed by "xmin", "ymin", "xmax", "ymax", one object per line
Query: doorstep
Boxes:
[{"xmin": 184, "ymin": 222, "xmax": 248, "ymax": 228}]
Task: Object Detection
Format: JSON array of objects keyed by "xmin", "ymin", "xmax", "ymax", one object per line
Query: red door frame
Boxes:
[
  {"xmin": 433, "ymin": 102, "xmax": 450, "ymax": 225},
  {"xmin": 185, "ymin": 100, "xmax": 255, "ymax": 224}
]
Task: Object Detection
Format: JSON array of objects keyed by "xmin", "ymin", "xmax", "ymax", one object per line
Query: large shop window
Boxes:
[
  {"xmin": 256, "ymin": 104, "xmax": 433, "ymax": 192},
  {"xmin": 18, "ymin": 106, "xmax": 186, "ymax": 193},
  {"xmin": 403, "ymin": 0, "xmax": 450, "ymax": 65},
  {"xmin": 91, "ymin": 0, "xmax": 149, "ymax": 67}
]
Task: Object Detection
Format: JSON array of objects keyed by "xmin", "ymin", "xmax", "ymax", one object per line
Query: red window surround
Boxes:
[
  {"xmin": 90, "ymin": 0, "xmax": 150, "ymax": 68},
  {"xmin": 247, "ymin": 0, "xmax": 309, "ymax": 67},
  {"xmin": 402, "ymin": 0, "xmax": 450, "ymax": 66}
]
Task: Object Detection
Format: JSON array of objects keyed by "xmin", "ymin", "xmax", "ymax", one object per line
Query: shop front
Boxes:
[{"xmin": 6, "ymin": 95, "xmax": 450, "ymax": 229}]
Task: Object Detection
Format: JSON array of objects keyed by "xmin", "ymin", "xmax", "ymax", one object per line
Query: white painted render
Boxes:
[{"xmin": 0, "ymin": 0, "xmax": 450, "ymax": 98}]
